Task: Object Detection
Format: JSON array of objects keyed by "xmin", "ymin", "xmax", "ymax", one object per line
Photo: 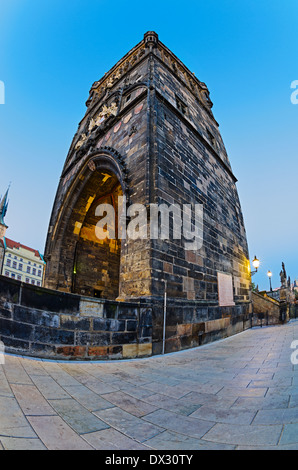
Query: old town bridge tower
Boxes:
[{"xmin": 44, "ymin": 32, "xmax": 251, "ymax": 351}]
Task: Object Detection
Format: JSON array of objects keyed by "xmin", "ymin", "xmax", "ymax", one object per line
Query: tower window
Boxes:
[
  {"xmin": 207, "ymin": 129, "xmax": 217, "ymax": 149},
  {"xmin": 176, "ymin": 96, "xmax": 187, "ymax": 115}
]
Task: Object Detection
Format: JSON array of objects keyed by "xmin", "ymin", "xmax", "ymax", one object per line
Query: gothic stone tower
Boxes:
[{"xmin": 44, "ymin": 32, "xmax": 251, "ymax": 352}]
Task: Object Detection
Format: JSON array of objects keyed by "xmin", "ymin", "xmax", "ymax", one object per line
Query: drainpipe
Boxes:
[{"xmin": 162, "ymin": 280, "xmax": 167, "ymax": 355}]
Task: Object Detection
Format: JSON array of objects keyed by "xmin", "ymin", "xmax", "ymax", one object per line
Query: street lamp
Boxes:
[
  {"xmin": 251, "ymin": 256, "xmax": 260, "ymax": 276},
  {"xmin": 267, "ymin": 270, "xmax": 273, "ymax": 292}
]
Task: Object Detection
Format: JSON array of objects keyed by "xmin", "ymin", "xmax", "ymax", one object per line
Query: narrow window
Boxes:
[
  {"xmin": 176, "ymin": 96, "xmax": 187, "ymax": 115},
  {"xmin": 207, "ymin": 129, "xmax": 217, "ymax": 149}
]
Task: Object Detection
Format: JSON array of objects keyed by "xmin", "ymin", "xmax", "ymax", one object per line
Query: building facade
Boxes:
[
  {"xmin": 0, "ymin": 186, "xmax": 46, "ymax": 287},
  {"xmin": 0, "ymin": 237, "xmax": 45, "ymax": 286},
  {"xmin": 44, "ymin": 32, "xmax": 251, "ymax": 354}
]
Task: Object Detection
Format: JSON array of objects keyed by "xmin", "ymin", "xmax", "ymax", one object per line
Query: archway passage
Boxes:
[{"xmin": 72, "ymin": 170, "xmax": 123, "ymax": 300}]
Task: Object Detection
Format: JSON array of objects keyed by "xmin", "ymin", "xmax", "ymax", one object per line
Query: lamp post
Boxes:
[
  {"xmin": 267, "ymin": 270, "xmax": 273, "ymax": 292},
  {"xmin": 251, "ymin": 256, "xmax": 260, "ymax": 277}
]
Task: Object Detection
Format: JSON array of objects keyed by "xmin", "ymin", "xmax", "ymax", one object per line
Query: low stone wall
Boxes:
[
  {"xmin": 0, "ymin": 276, "xmax": 152, "ymax": 360},
  {"xmin": 152, "ymin": 299, "xmax": 252, "ymax": 355},
  {"xmin": 252, "ymin": 291, "xmax": 283, "ymax": 325},
  {"xmin": 0, "ymin": 275, "xmax": 253, "ymax": 360}
]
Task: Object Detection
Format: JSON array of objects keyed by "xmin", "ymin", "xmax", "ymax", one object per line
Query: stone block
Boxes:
[
  {"xmin": 122, "ymin": 344, "xmax": 138, "ymax": 358},
  {"xmin": 56, "ymin": 346, "xmax": 86, "ymax": 358},
  {"xmin": 93, "ymin": 318, "xmax": 125, "ymax": 332},
  {"xmin": 205, "ymin": 318, "xmax": 230, "ymax": 333},
  {"xmin": 21, "ymin": 285, "xmax": 80, "ymax": 314},
  {"xmin": 80, "ymin": 299, "xmax": 104, "ymax": 317},
  {"xmin": 60, "ymin": 315, "xmax": 91, "ymax": 331},
  {"xmin": 13, "ymin": 305, "xmax": 60, "ymax": 328},
  {"xmin": 87, "ymin": 346, "xmax": 109, "ymax": 357}
]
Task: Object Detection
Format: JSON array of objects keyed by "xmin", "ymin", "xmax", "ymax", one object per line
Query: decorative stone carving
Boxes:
[
  {"xmin": 88, "ymin": 102, "xmax": 118, "ymax": 133},
  {"xmin": 75, "ymin": 133, "xmax": 88, "ymax": 150}
]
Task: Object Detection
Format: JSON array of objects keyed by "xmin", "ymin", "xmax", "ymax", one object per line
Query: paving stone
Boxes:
[
  {"xmin": 30, "ymin": 375, "xmax": 71, "ymax": 400},
  {"xmin": 21, "ymin": 359, "xmax": 49, "ymax": 377},
  {"xmin": 0, "ymin": 396, "xmax": 36, "ymax": 435},
  {"xmin": 81, "ymin": 428, "xmax": 150, "ymax": 450},
  {"xmin": 101, "ymin": 391, "xmax": 158, "ymax": 417},
  {"xmin": 27, "ymin": 415, "xmax": 94, "ymax": 450},
  {"xmin": 0, "ymin": 372, "xmax": 14, "ymax": 398},
  {"xmin": 144, "ymin": 430, "xmax": 236, "ymax": 450},
  {"xmin": 2, "ymin": 360, "xmax": 32, "ymax": 385},
  {"xmin": 94, "ymin": 407, "xmax": 164, "ymax": 442},
  {"xmin": 73, "ymin": 377, "xmax": 118, "ymax": 395},
  {"xmin": 217, "ymin": 386, "xmax": 268, "ymax": 398},
  {"xmin": 183, "ymin": 391, "xmax": 237, "ymax": 408},
  {"xmin": 143, "ymin": 409, "xmax": 215, "ymax": 439},
  {"xmin": 143, "ymin": 393, "xmax": 202, "ymax": 416},
  {"xmin": 121, "ymin": 386, "xmax": 155, "ymax": 400},
  {"xmin": 253, "ymin": 408, "xmax": 298, "ymax": 425},
  {"xmin": 202, "ymin": 423, "xmax": 283, "ymax": 446},
  {"xmin": 0, "ymin": 437, "xmax": 47, "ymax": 450},
  {"xmin": 48, "ymin": 399, "xmax": 110, "ymax": 434},
  {"xmin": 189, "ymin": 405, "xmax": 256, "ymax": 425},
  {"xmin": 232, "ymin": 395, "xmax": 290, "ymax": 410},
  {"xmin": 11, "ymin": 384, "xmax": 56, "ymax": 416},
  {"xmin": 63, "ymin": 385, "xmax": 114, "ymax": 412},
  {"xmin": 279, "ymin": 423, "xmax": 298, "ymax": 446}
]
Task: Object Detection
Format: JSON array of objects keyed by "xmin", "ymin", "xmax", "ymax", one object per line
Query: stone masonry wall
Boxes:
[
  {"xmin": 0, "ymin": 274, "xmax": 254, "ymax": 360},
  {"xmin": 252, "ymin": 291, "xmax": 282, "ymax": 325},
  {"xmin": 0, "ymin": 275, "xmax": 152, "ymax": 360}
]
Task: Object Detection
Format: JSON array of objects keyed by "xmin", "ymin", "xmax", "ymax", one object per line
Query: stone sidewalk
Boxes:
[{"xmin": 1, "ymin": 321, "xmax": 298, "ymax": 450}]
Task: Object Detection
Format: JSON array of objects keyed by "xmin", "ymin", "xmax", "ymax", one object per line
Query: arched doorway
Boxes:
[{"xmin": 71, "ymin": 169, "xmax": 123, "ymax": 299}]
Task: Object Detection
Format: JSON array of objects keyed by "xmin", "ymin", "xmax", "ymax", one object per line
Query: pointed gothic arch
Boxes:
[{"xmin": 44, "ymin": 148, "xmax": 128, "ymax": 299}]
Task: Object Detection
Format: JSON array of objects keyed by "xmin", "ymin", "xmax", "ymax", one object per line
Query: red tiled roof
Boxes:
[{"xmin": 4, "ymin": 237, "xmax": 43, "ymax": 260}]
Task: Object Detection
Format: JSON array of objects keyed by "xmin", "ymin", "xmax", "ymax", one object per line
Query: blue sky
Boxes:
[{"xmin": 0, "ymin": 0, "xmax": 297, "ymax": 291}]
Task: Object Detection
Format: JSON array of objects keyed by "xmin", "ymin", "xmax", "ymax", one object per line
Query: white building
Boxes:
[
  {"xmin": 0, "ymin": 237, "xmax": 45, "ymax": 286},
  {"xmin": 0, "ymin": 186, "xmax": 46, "ymax": 286}
]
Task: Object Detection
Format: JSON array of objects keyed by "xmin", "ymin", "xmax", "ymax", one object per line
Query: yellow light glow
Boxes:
[
  {"xmin": 267, "ymin": 270, "xmax": 272, "ymax": 278},
  {"xmin": 252, "ymin": 256, "xmax": 260, "ymax": 270}
]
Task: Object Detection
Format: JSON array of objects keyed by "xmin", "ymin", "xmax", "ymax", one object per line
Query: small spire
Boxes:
[{"xmin": 0, "ymin": 184, "xmax": 10, "ymax": 226}]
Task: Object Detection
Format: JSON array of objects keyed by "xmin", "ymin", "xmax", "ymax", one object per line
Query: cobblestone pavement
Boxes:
[{"xmin": 1, "ymin": 321, "xmax": 298, "ymax": 450}]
